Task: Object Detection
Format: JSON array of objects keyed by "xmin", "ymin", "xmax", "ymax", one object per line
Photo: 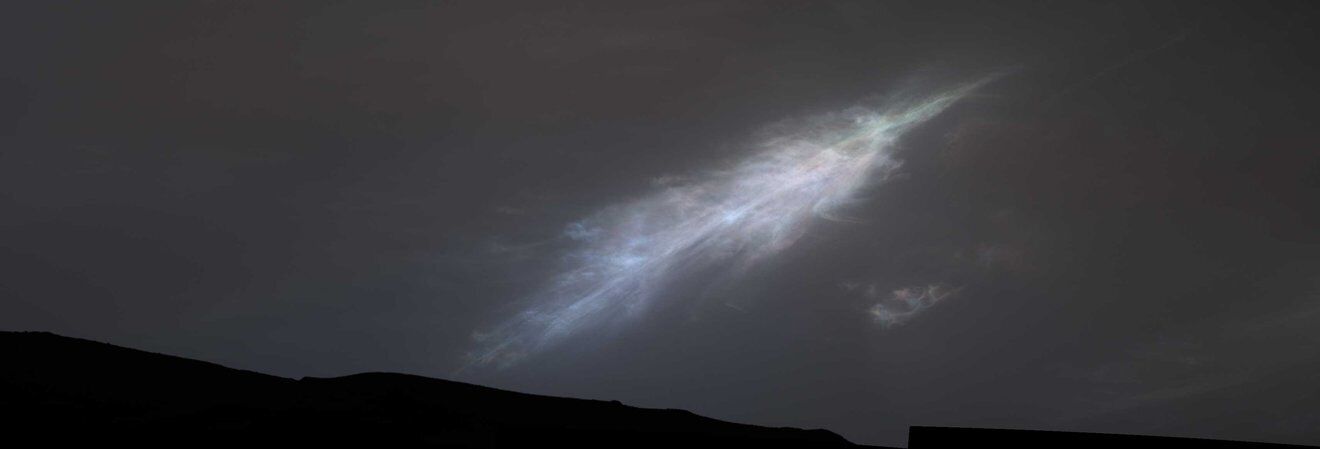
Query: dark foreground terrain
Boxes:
[
  {"xmin": 2, "ymin": 331, "xmax": 1312, "ymax": 448},
  {"xmin": 1, "ymin": 331, "xmax": 854, "ymax": 447}
]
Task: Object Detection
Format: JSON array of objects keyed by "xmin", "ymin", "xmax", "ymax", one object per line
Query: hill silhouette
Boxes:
[
  {"xmin": 0, "ymin": 331, "xmax": 858, "ymax": 447},
  {"xmin": 3, "ymin": 331, "xmax": 1314, "ymax": 448}
]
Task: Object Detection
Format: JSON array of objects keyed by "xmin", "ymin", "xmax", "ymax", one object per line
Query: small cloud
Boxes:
[
  {"xmin": 868, "ymin": 284, "xmax": 960, "ymax": 328},
  {"xmin": 564, "ymin": 220, "xmax": 603, "ymax": 241}
]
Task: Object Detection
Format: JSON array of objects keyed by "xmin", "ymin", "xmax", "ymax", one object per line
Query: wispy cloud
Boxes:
[
  {"xmin": 867, "ymin": 284, "xmax": 960, "ymax": 328},
  {"xmin": 462, "ymin": 78, "xmax": 995, "ymax": 370}
]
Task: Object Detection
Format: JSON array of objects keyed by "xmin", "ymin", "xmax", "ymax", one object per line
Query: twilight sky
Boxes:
[{"xmin": 3, "ymin": 1, "xmax": 1318, "ymax": 446}]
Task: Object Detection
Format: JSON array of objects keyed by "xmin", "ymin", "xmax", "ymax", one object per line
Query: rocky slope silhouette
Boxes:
[
  {"xmin": 5, "ymin": 331, "xmax": 1313, "ymax": 448},
  {"xmin": 0, "ymin": 331, "xmax": 857, "ymax": 447}
]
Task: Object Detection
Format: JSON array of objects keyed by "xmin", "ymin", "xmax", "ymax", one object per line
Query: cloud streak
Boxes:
[
  {"xmin": 464, "ymin": 79, "xmax": 993, "ymax": 369},
  {"xmin": 868, "ymin": 284, "xmax": 960, "ymax": 328}
]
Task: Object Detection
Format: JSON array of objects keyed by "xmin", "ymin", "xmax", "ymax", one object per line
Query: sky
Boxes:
[{"xmin": 3, "ymin": 1, "xmax": 1319, "ymax": 446}]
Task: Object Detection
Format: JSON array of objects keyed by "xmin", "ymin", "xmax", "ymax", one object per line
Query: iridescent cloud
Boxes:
[{"xmin": 465, "ymin": 79, "xmax": 993, "ymax": 369}]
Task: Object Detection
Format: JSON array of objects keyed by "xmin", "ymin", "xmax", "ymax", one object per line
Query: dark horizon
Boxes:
[
  {"xmin": 6, "ymin": 330, "xmax": 1314, "ymax": 448},
  {"xmin": 4, "ymin": 1, "xmax": 1319, "ymax": 447}
]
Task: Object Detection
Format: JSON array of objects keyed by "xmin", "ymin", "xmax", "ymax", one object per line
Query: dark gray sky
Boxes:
[{"xmin": 3, "ymin": 1, "xmax": 1319, "ymax": 446}]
